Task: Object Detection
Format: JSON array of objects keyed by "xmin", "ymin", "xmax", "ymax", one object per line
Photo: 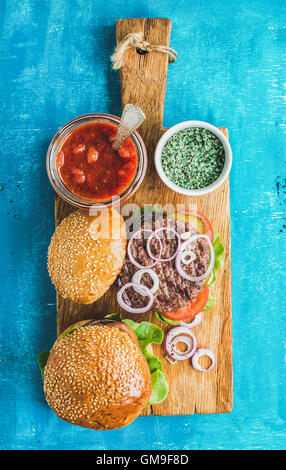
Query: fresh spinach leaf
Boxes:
[
  {"xmin": 147, "ymin": 369, "xmax": 169, "ymax": 406},
  {"xmin": 202, "ymin": 294, "xmax": 215, "ymax": 311},
  {"xmin": 155, "ymin": 311, "xmax": 181, "ymax": 326},
  {"xmin": 104, "ymin": 313, "xmax": 123, "ymax": 321},
  {"xmin": 213, "ymin": 230, "xmax": 224, "ymax": 273},
  {"xmin": 37, "ymin": 351, "xmax": 50, "ymax": 379},
  {"xmin": 105, "ymin": 315, "xmax": 168, "ymax": 405},
  {"xmin": 38, "ymin": 315, "xmax": 169, "ymax": 406}
]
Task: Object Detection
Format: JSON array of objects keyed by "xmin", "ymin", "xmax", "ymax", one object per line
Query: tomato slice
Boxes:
[{"xmin": 162, "ymin": 286, "xmax": 209, "ymax": 321}]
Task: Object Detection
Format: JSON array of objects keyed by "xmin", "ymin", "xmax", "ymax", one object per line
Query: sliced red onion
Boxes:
[
  {"xmin": 147, "ymin": 227, "xmax": 181, "ymax": 262},
  {"xmin": 116, "ymin": 276, "xmax": 132, "ymax": 306},
  {"xmin": 181, "ymin": 250, "xmax": 196, "ymax": 265},
  {"xmin": 165, "ymin": 355, "xmax": 177, "ymax": 364},
  {"xmin": 132, "ymin": 268, "xmax": 159, "ymax": 296},
  {"xmin": 117, "ymin": 282, "xmax": 154, "ymax": 314},
  {"xmin": 191, "ymin": 348, "xmax": 216, "ymax": 372},
  {"xmin": 175, "ymin": 234, "xmax": 215, "ymax": 282},
  {"xmin": 164, "ymin": 326, "xmax": 197, "ymax": 362},
  {"xmin": 181, "ymin": 312, "xmax": 203, "ymax": 329},
  {"xmin": 181, "ymin": 231, "xmax": 191, "ymax": 240},
  {"xmin": 127, "ymin": 229, "xmax": 162, "ymax": 269}
]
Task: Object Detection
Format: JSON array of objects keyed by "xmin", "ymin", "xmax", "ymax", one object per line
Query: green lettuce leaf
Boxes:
[
  {"xmin": 202, "ymin": 294, "xmax": 215, "ymax": 311},
  {"xmin": 106, "ymin": 314, "xmax": 168, "ymax": 405},
  {"xmin": 155, "ymin": 311, "xmax": 181, "ymax": 326},
  {"xmin": 61, "ymin": 326, "xmax": 79, "ymax": 338},
  {"xmin": 104, "ymin": 313, "xmax": 141, "ymax": 332},
  {"xmin": 147, "ymin": 369, "xmax": 169, "ymax": 406},
  {"xmin": 104, "ymin": 313, "xmax": 122, "ymax": 321},
  {"xmin": 131, "ymin": 321, "xmax": 164, "ymax": 348},
  {"xmin": 207, "ymin": 268, "xmax": 216, "ymax": 286},
  {"xmin": 213, "ymin": 230, "xmax": 224, "ymax": 271},
  {"xmin": 37, "ymin": 351, "xmax": 50, "ymax": 379},
  {"xmin": 38, "ymin": 315, "xmax": 169, "ymax": 406},
  {"xmin": 139, "ymin": 204, "xmax": 162, "ymax": 216}
]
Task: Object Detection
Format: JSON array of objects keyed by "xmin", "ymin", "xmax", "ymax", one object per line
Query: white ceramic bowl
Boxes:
[{"xmin": 155, "ymin": 120, "xmax": 232, "ymax": 196}]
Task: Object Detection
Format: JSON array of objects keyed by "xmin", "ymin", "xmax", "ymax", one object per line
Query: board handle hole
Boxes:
[{"xmin": 136, "ymin": 47, "xmax": 148, "ymax": 56}]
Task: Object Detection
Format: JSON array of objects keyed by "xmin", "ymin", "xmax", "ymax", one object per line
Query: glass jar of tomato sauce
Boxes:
[{"xmin": 46, "ymin": 113, "xmax": 147, "ymax": 210}]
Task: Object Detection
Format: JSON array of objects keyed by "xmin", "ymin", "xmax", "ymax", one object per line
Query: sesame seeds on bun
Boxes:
[
  {"xmin": 47, "ymin": 208, "xmax": 126, "ymax": 304},
  {"xmin": 44, "ymin": 321, "xmax": 152, "ymax": 430}
]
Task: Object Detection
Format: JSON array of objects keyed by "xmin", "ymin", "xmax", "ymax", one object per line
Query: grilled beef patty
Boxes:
[{"xmin": 117, "ymin": 214, "xmax": 210, "ymax": 313}]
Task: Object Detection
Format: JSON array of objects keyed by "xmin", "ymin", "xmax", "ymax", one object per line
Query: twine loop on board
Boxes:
[{"xmin": 111, "ymin": 32, "xmax": 178, "ymax": 70}]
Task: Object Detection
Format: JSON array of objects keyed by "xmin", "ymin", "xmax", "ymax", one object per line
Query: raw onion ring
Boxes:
[
  {"xmin": 165, "ymin": 355, "xmax": 177, "ymax": 364},
  {"xmin": 117, "ymin": 282, "xmax": 154, "ymax": 314},
  {"xmin": 181, "ymin": 250, "xmax": 196, "ymax": 265},
  {"xmin": 132, "ymin": 268, "xmax": 159, "ymax": 296},
  {"xmin": 191, "ymin": 348, "xmax": 216, "ymax": 372},
  {"xmin": 147, "ymin": 227, "xmax": 181, "ymax": 262},
  {"xmin": 164, "ymin": 325, "xmax": 197, "ymax": 361},
  {"xmin": 175, "ymin": 234, "xmax": 215, "ymax": 282},
  {"xmin": 181, "ymin": 231, "xmax": 191, "ymax": 240},
  {"xmin": 181, "ymin": 312, "xmax": 203, "ymax": 329},
  {"xmin": 127, "ymin": 229, "xmax": 162, "ymax": 269},
  {"xmin": 117, "ymin": 276, "xmax": 132, "ymax": 306}
]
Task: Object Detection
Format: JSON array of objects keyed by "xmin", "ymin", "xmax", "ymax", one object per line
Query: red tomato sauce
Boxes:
[{"xmin": 57, "ymin": 122, "xmax": 138, "ymax": 202}]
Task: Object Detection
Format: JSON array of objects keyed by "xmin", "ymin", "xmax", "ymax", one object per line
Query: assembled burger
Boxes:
[
  {"xmin": 38, "ymin": 316, "xmax": 168, "ymax": 430},
  {"xmin": 117, "ymin": 208, "xmax": 224, "ymax": 322}
]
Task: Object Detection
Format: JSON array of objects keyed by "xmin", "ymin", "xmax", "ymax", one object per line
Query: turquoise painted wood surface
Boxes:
[{"xmin": 0, "ymin": 0, "xmax": 285, "ymax": 450}]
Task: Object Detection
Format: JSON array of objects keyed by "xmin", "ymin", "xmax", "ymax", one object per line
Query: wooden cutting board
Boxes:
[{"xmin": 55, "ymin": 18, "xmax": 233, "ymax": 415}]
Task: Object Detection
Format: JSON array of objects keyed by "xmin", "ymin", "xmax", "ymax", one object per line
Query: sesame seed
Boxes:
[
  {"xmin": 43, "ymin": 325, "xmax": 150, "ymax": 429},
  {"xmin": 47, "ymin": 210, "xmax": 126, "ymax": 303}
]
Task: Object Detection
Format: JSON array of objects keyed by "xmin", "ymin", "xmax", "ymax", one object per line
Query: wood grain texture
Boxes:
[{"xmin": 55, "ymin": 18, "xmax": 232, "ymax": 415}]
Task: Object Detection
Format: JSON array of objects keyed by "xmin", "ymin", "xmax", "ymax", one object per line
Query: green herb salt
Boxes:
[{"xmin": 161, "ymin": 127, "xmax": 225, "ymax": 189}]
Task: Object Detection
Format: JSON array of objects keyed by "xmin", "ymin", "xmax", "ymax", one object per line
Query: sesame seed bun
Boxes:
[
  {"xmin": 44, "ymin": 321, "xmax": 152, "ymax": 430},
  {"xmin": 47, "ymin": 208, "xmax": 126, "ymax": 304}
]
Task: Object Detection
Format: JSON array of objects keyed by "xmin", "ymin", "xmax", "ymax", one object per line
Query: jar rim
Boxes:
[{"xmin": 46, "ymin": 113, "xmax": 147, "ymax": 210}]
